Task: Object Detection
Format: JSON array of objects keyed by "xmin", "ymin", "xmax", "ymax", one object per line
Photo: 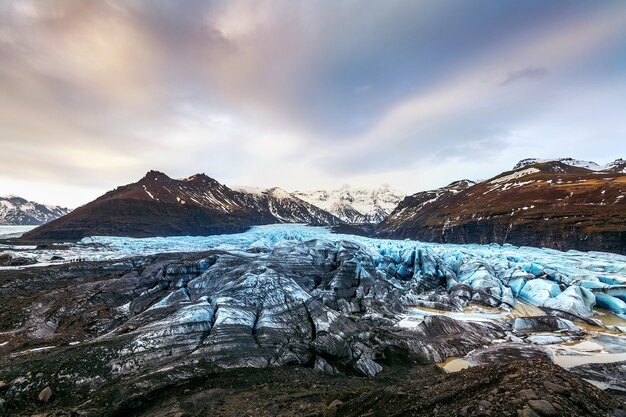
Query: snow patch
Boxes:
[
  {"xmin": 490, "ymin": 168, "xmax": 540, "ymax": 184},
  {"xmin": 143, "ymin": 186, "xmax": 156, "ymax": 200}
]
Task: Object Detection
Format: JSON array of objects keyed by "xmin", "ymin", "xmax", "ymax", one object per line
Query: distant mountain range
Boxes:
[
  {"xmin": 378, "ymin": 158, "xmax": 626, "ymax": 254},
  {"xmin": 0, "ymin": 195, "xmax": 70, "ymax": 225},
  {"xmin": 15, "ymin": 158, "xmax": 626, "ymax": 254},
  {"xmin": 292, "ymin": 185, "xmax": 404, "ymax": 223},
  {"xmin": 513, "ymin": 157, "xmax": 626, "ymax": 172}
]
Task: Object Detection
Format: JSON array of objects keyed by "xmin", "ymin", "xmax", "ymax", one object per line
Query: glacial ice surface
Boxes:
[{"xmin": 7, "ymin": 224, "xmax": 626, "ymax": 318}]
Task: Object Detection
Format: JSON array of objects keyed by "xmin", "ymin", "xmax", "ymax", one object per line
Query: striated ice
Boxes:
[
  {"xmin": 518, "ymin": 279, "xmax": 561, "ymax": 305},
  {"xmin": 544, "ymin": 286, "xmax": 595, "ymax": 318},
  {"xmin": 595, "ymin": 294, "xmax": 626, "ymax": 315},
  {"xmin": 7, "ymin": 224, "xmax": 626, "ymax": 318}
]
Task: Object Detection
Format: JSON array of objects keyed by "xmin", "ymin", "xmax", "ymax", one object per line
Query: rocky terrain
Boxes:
[
  {"xmin": 20, "ymin": 172, "xmax": 342, "ymax": 242},
  {"xmin": 293, "ymin": 185, "xmax": 404, "ymax": 223},
  {"xmin": 379, "ymin": 158, "xmax": 626, "ymax": 254},
  {"xmin": 0, "ymin": 196, "xmax": 70, "ymax": 226},
  {"xmin": 1, "ymin": 225, "xmax": 625, "ymax": 416}
]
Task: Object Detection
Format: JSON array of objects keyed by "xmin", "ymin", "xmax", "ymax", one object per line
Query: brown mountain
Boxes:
[
  {"xmin": 21, "ymin": 171, "xmax": 342, "ymax": 242},
  {"xmin": 378, "ymin": 159, "xmax": 626, "ymax": 254}
]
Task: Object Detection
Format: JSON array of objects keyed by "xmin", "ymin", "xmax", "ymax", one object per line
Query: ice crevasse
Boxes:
[{"xmin": 73, "ymin": 224, "xmax": 626, "ymax": 319}]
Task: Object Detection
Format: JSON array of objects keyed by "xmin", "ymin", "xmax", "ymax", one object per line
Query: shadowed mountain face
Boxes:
[
  {"xmin": 378, "ymin": 160, "xmax": 626, "ymax": 254},
  {"xmin": 22, "ymin": 171, "xmax": 342, "ymax": 241}
]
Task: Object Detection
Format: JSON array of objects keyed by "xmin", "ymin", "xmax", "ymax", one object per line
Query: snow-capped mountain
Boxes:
[
  {"xmin": 23, "ymin": 171, "xmax": 342, "ymax": 241},
  {"xmin": 379, "ymin": 158, "xmax": 626, "ymax": 254},
  {"xmin": 604, "ymin": 158, "xmax": 626, "ymax": 173},
  {"xmin": 382, "ymin": 179, "xmax": 476, "ymax": 225},
  {"xmin": 514, "ymin": 157, "xmax": 626, "ymax": 172},
  {"xmin": 292, "ymin": 185, "xmax": 405, "ymax": 223},
  {"xmin": 235, "ymin": 186, "xmax": 343, "ymax": 225},
  {"xmin": 0, "ymin": 195, "xmax": 70, "ymax": 225}
]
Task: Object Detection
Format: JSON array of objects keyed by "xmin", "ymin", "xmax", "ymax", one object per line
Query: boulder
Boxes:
[
  {"xmin": 528, "ymin": 399, "xmax": 558, "ymax": 416},
  {"xmin": 38, "ymin": 386, "xmax": 53, "ymax": 402},
  {"xmin": 354, "ymin": 358, "xmax": 383, "ymax": 377}
]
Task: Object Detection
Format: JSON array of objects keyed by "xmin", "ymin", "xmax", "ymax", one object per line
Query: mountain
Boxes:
[
  {"xmin": 605, "ymin": 158, "xmax": 626, "ymax": 173},
  {"xmin": 514, "ymin": 157, "xmax": 626, "ymax": 173},
  {"xmin": 234, "ymin": 186, "xmax": 342, "ymax": 225},
  {"xmin": 21, "ymin": 171, "xmax": 342, "ymax": 241},
  {"xmin": 513, "ymin": 157, "xmax": 607, "ymax": 171},
  {"xmin": 378, "ymin": 159, "xmax": 626, "ymax": 254},
  {"xmin": 0, "ymin": 195, "xmax": 70, "ymax": 225},
  {"xmin": 292, "ymin": 184, "xmax": 405, "ymax": 223}
]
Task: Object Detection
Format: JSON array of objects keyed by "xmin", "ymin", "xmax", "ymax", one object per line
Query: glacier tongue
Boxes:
[
  {"xmin": 5, "ymin": 224, "xmax": 625, "ymax": 321},
  {"xmin": 78, "ymin": 224, "xmax": 626, "ymax": 319},
  {"xmin": 2, "ymin": 223, "xmax": 626, "ymax": 409},
  {"xmin": 14, "ymin": 230, "xmax": 512, "ymax": 378}
]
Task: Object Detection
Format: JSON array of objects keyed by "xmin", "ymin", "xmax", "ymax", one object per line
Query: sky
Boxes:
[{"xmin": 1, "ymin": 0, "xmax": 626, "ymax": 208}]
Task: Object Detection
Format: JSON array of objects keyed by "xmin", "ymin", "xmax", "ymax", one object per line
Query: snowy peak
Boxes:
[
  {"xmin": 604, "ymin": 158, "xmax": 626, "ymax": 174},
  {"xmin": 444, "ymin": 179, "xmax": 476, "ymax": 192},
  {"xmin": 133, "ymin": 172, "xmax": 341, "ymax": 225},
  {"xmin": 292, "ymin": 185, "xmax": 405, "ymax": 223},
  {"xmin": 0, "ymin": 195, "xmax": 70, "ymax": 225},
  {"xmin": 326, "ymin": 201, "xmax": 370, "ymax": 224},
  {"xmin": 513, "ymin": 157, "xmax": 625, "ymax": 172},
  {"xmin": 233, "ymin": 184, "xmax": 405, "ymax": 224},
  {"xmin": 264, "ymin": 187, "xmax": 293, "ymax": 200},
  {"xmin": 237, "ymin": 186, "xmax": 343, "ymax": 226}
]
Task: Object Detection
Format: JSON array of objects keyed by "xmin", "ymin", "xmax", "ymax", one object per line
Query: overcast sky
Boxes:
[{"xmin": 1, "ymin": 0, "xmax": 626, "ymax": 208}]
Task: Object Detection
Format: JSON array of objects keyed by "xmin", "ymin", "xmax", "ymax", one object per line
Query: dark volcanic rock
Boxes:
[
  {"xmin": 378, "ymin": 160, "xmax": 626, "ymax": 254},
  {"xmin": 511, "ymin": 316, "xmax": 580, "ymax": 332},
  {"xmin": 334, "ymin": 359, "xmax": 621, "ymax": 417},
  {"xmin": 570, "ymin": 360, "xmax": 626, "ymax": 400},
  {"xmin": 0, "ymin": 253, "xmax": 36, "ymax": 266}
]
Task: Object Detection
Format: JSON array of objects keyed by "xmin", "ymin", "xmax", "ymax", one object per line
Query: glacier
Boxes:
[
  {"xmin": 5, "ymin": 224, "xmax": 626, "ymax": 320},
  {"xmin": 70, "ymin": 224, "xmax": 626, "ymax": 321},
  {"xmin": 2, "ymin": 222, "xmax": 626, "ymax": 415}
]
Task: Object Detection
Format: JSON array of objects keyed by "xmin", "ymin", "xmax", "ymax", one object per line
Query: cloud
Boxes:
[
  {"xmin": 309, "ymin": 2, "xmax": 626, "ymax": 177},
  {"xmin": 500, "ymin": 66, "xmax": 549, "ymax": 86},
  {"xmin": 0, "ymin": 1, "xmax": 625, "ymax": 206},
  {"xmin": 355, "ymin": 85, "xmax": 373, "ymax": 94}
]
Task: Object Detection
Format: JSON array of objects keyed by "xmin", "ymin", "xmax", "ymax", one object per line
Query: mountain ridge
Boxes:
[
  {"xmin": 292, "ymin": 184, "xmax": 404, "ymax": 223},
  {"xmin": 0, "ymin": 195, "xmax": 70, "ymax": 225},
  {"xmin": 21, "ymin": 171, "xmax": 343, "ymax": 241},
  {"xmin": 378, "ymin": 158, "xmax": 626, "ymax": 254},
  {"xmin": 14, "ymin": 157, "xmax": 626, "ymax": 253},
  {"xmin": 513, "ymin": 157, "xmax": 626, "ymax": 172}
]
